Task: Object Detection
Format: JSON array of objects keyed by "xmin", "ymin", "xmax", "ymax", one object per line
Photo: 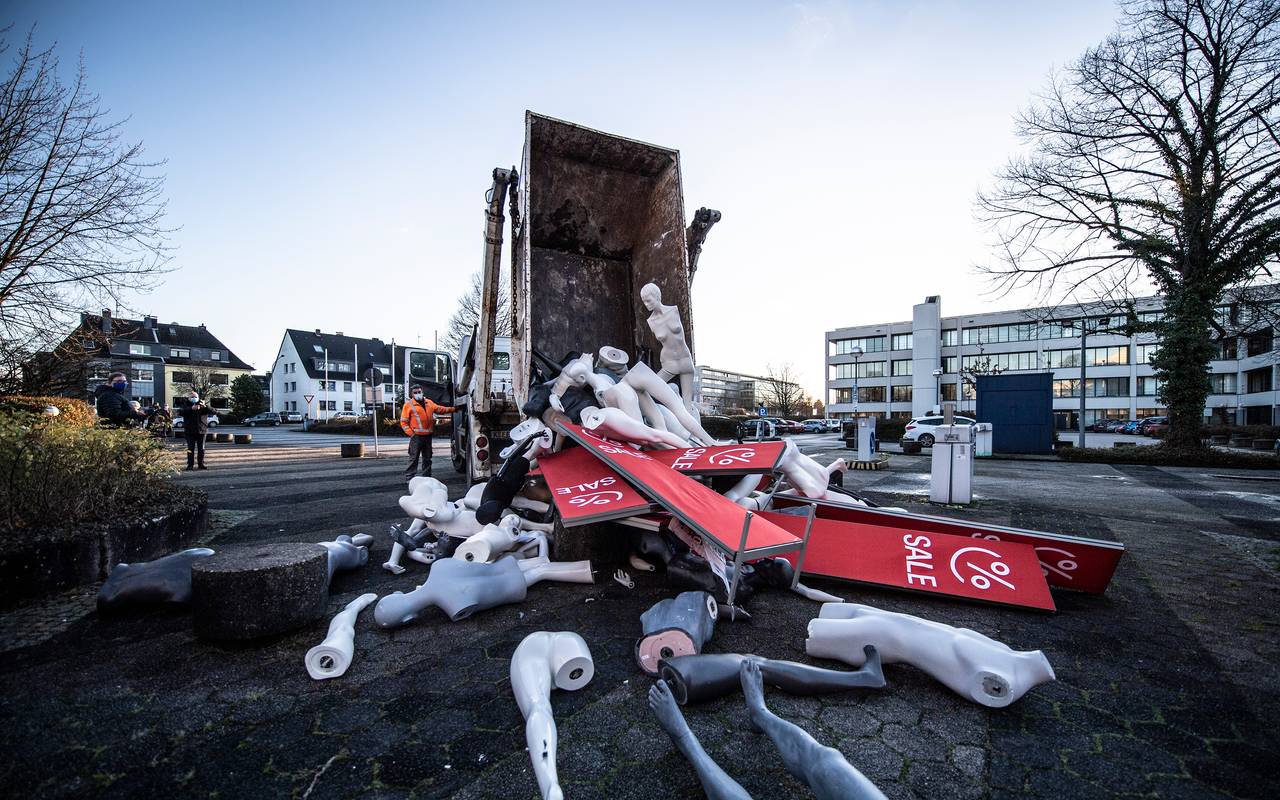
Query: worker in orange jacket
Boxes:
[{"xmin": 400, "ymin": 384, "xmax": 456, "ymax": 480}]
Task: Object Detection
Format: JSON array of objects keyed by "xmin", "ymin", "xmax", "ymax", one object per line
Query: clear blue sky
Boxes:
[{"xmin": 5, "ymin": 0, "xmax": 1124, "ymax": 398}]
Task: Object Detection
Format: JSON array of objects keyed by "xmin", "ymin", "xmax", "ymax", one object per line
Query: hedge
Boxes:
[
  {"xmin": 1201, "ymin": 424, "xmax": 1280, "ymax": 440},
  {"xmin": 0, "ymin": 394, "xmax": 96, "ymax": 429},
  {"xmin": 1058, "ymin": 444, "xmax": 1278, "ymax": 469}
]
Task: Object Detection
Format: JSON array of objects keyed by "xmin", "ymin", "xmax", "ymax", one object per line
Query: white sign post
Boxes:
[{"xmin": 304, "ymin": 394, "xmax": 315, "ymax": 429}]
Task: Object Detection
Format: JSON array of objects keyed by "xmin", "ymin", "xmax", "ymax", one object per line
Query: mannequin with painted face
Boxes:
[{"xmin": 640, "ymin": 283, "xmax": 697, "ymax": 411}]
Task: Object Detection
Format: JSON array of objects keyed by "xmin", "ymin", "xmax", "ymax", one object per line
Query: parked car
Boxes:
[
  {"xmin": 174, "ymin": 412, "xmax": 219, "ymax": 429},
  {"xmin": 1087, "ymin": 420, "xmax": 1115, "ymax": 432},
  {"xmin": 902, "ymin": 415, "xmax": 977, "ymax": 447},
  {"xmin": 1120, "ymin": 419, "xmax": 1144, "ymax": 434},
  {"xmin": 772, "ymin": 418, "xmax": 804, "ymax": 434},
  {"xmin": 825, "ymin": 418, "xmax": 842, "ymax": 432},
  {"xmin": 279, "ymin": 411, "xmax": 303, "ymax": 423},
  {"xmin": 1105, "ymin": 419, "xmax": 1131, "ymax": 432},
  {"xmin": 738, "ymin": 418, "xmax": 781, "ymax": 440},
  {"xmin": 1143, "ymin": 417, "xmax": 1170, "ymax": 437},
  {"xmin": 801, "ymin": 419, "xmax": 826, "ymax": 433},
  {"xmin": 330, "ymin": 411, "xmax": 360, "ymax": 422},
  {"xmin": 1137, "ymin": 416, "xmax": 1168, "ymax": 435},
  {"xmin": 242, "ymin": 412, "xmax": 280, "ymax": 427}
]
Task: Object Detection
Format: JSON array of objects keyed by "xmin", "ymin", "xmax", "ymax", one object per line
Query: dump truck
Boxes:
[{"xmin": 451, "ymin": 112, "xmax": 719, "ymax": 484}]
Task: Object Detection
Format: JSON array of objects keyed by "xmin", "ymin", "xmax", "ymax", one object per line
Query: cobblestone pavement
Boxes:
[{"xmin": 0, "ymin": 444, "xmax": 1277, "ymax": 799}]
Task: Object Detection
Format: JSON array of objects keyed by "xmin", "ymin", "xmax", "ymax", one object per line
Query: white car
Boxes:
[
  {"xmin": 825, "ymin": 419, "xmax": 842, "ymax": 432},
  {"xmin": 902, "ymin": 415, "xmax": 976, "ymax": 447},
  {"xmin": 174, "ymin": 413, "xmax": 220, "ymax": 429},
  {"xmin": 330, "ymin": 411, "xmax": 361, "ymax": 422}
]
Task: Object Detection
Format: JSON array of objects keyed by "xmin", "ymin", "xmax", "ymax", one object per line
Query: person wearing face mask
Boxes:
[
  {"xmin": 178, "ymin": 393, "xmax": 213, "ymax": 470},
  {"xmin": 399, "ymin": 384, "xmax": 455, "ymax": 481},
  {"xmin": 94, "ymin": 372, "xmax": 148, "ymax": 427}
]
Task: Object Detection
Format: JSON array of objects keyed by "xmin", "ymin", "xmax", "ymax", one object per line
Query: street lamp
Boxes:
[
  {"xmin": 850, "ymin": 345, "xmax": 864, "ymax": 414},
  {"xmin": 932, "ymin": 367, "xmax": 944, "ymax": 414}
]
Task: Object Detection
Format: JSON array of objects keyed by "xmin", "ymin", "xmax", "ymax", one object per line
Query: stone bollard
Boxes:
[
  {"xmin": 191, "ymin": 543, "xmax": 328, "ymax": 640},
  {"xmin": 1113, "ymin": 441, "xmax": 1136, "ymax": 448},
  {"xmin": 214, "ymin": 432, "xmax": 232, "ymax": 443},
  {"xmin": 234, "ymin": 434, "xmax": 252, "ymax": 444},
  {"xmin": 340, "ymin": 442, "xmax": 364, "ymax": 458},
  {"xmin": 1251, "ymin": 438, "xmax": 1275, "ymax": 451}
]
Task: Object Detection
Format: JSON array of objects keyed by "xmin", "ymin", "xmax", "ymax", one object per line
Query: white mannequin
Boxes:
[
  {"xmin": 640, "ymin": 283, "xmax": 697, "ymax": 410},
  {"xmin": 806, "ymin": 604, "xmax": 1055, "ymax": 708},
  {"xmin": 583, "ymin": 406, "xmax": 688, "ymax": 449},
  {"xmin": 510, "ymin": 632, "xmax": 595, "ymax": 800},
  {"xmin": 454, "ymin": 516, "xmax": 525, "ymax": 563},
  {"xmin": 597, "ymin": 346, "xmax": 630, "ymax": 378},
  {"xmin": 318, "ymin": 534, "xmax": 374, "ymax": 583},
  {"xmin": 398, "ymin": 476, "xmax": 482, "ymax": 538},
  {"xmin": 305, "ymin": 592, "xmax": 377, "ymax": 680},
  {"xmin": 622, "ymin": 362, "xmax": 718, "ymax": 445},
  {"xmin": 655, "ymin": 403, "xmax": 694, "ymax": 443},
  {"xmin": 548, "ymin": 353, "xmax": 595, "ymax": 415}
]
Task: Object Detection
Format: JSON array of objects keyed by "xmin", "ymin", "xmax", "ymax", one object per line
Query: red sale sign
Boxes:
[
  {"xmin": 765, "ymin": 512, "xmax": 1055, "ymax": 612},
  {"xmin": 771, "ymin": 496, "xmax": 1122, "ymax": 594},
  {"xmin": 647, "ymin": 442, "xmax": 787, "ymax": 474},
  {"xmin": 556, "ymin": 423, "xmax": 801, "ymax": 558},
  {"xmin": 538, "ymin": 447, "xmax": 653, "ymax": 526}
]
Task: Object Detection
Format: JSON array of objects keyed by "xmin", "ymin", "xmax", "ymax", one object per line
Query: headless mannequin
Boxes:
[
  {"xmin": 657, "ymin": 646, "xmax": 884, "ymax": 704},
  {"xmin": 806, "ymin": 604, "xmax": 1055, "ymax": 708},
  {"xmin": 640, "ymin": 282, "xmax": 697, "ymax": 410},
  {"xmin": 635, "ymin": 591, "xmax": 718, "ymax": 675},
  {"xmin": 623, "ymin": 362, "xmax": 718, "ymax": 445},
  {"xmin": 583, "ymin": 406, "xmax": 688, "ymax": 449},
  {"xmin": 453, "ymin": 516, "xmax": 525, "ymax": 563},
  {"xmin": 318, "ymin": 534, "xmax": 373, "ymax": 584},
  {"xmin": 649, "ymin": 679, "xmax": 751, "ymax": 800},
  {"xmin": 510, "ymin": 632, "xmax": 595, "ymax": 800},
  {"xmin": 97, "ymin": 548, "xmax": 215, "ymax": 611}
]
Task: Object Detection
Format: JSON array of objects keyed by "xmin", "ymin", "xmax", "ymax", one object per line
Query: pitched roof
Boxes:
[
  {"xmin": 78, "ymin": 312, "xmax": 253, "ymax": 370},
  {"xmin": 285, "ymin": 329, "xmax": 394, "ymax": 380}
]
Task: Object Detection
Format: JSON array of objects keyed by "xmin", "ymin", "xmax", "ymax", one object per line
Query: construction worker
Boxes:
[{"xmin": 400, "ymin": 384, "xmax": 455, "ymax": 480}]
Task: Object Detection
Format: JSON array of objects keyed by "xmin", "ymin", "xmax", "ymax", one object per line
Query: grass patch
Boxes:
[{"xmin": 1058, "ymin": 444, "xmax": 1279, "ymax": 469}]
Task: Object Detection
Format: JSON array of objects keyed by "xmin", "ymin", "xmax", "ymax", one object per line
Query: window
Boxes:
[
  {"xmin": 210, "ymin": 373, "xmax": 229, "ymax": 385},
  {"xmin": 409, "ymin": 351, "xmax": 452, "ymax": 384},
  {"xmin": 1053, "ymin": 377, "xmax": 1130, "ymax": 398},
  {"xmin": 830, "ymin": 336, "xmax": 886, "ymax": 356},
  {"xmin": 962, "ymin": 323, "xmax": 1040, "ymax": 345},
  {"xmin": 211, "ymin": 398, "xmax": 230, "ymax": 409},
  {"xmin": 1136, "ymin": 407, "xmax": 1167, "ymax": 418},
  {"xmin": 1210, "ymin": 373, "xmax": 1236, "ymax": 394},
  {"xmin": 891, "ymin": 333, "xmax": 913, "ymax": 351},
  {"xmin": 172, "ymin": 371, "xmax": 193, "ymax": 383},
  {"xmin": 941, "ymin": 329, "xmax": 958, "ymax": 346},
  {"xmin": 89, "ymin": 365, "xmax": 112, "ymax": 381},
  {"xmin": 829, "ymin": 361, "xmax": 886, "ymax": 380},
  {"xmin": 891, "ymin": 360, "xmax": 912, "ymax": 377},
  {"xmin": 130, "ymin": 363, "xmax": 154, "ymax": 382},
  {"xmin": 857, "ymin": 386, "xmax": 886, "ymax": 403},
  {"xmin": 169, "ymin": 347, "xmax": 190, "ymax": 358},
  {"xmin": 128, "ymin": 343, "xmax": 151, "ymax": 355},
  {"xmin": 962, "ymin": 351, "xmax": 1037, "ymax": 372},
  {"xmin": 319, "ymin": 380, "xmax": 336, "ymax": 391},
  {"xmin": 324, "ymin": 400, "xmax": 337, "ymax": 411},
  {"xmin": 1136, "ymin": 344, "xmax": 1159, "ymax": 364},
  {"xmin": 829, "ymin": 388, "xmax": 853, "ymax": 405},
  {"xmin": 1135, "ymin": 310, "xmax": 1164, "ymax": 324},
  {"xmin": 1137, "ymin": 376, "xmax": 1163, "ymax": 396},
  {"xmin": 1045, "ymin": 346, "xmax": 1129, "ymax": 368},
  {"xmin": 343, "ymin": 381, "xmax": 353, "ymax": 392},
  {"xmin": 1245, "ymin": 367, "xmax": 1273, "ymax": 393},
  {"xmin": 493, "ymin": 352, "xmax": 511, "ymax": 371},
  {"xmin": 891, "ymin": 385, "xmax": 913, "ymax": 402},
  {"xmin": 1214, "ymin": 338, "xmax": 1237, "ymax": 360},
  {"xmin": 210, "ymin": 350, "xmax": 222, "ymax": 361},
  {"xmin": 941, "ymin": 356, "xmax": 957, "ymax": 374},
  {"xmin": 940, "ymin": 383, "xmax": 956, "ymax": 401},
  {"xmin": 343, "ymin": 401, "xmax": 353, "ymax": 411},
  {"xmin": 1245, "ymin": 329, "xmax": 1273, "ymax": 357},
  {"xmin": 1085, "ymin": 409, "xmax": 1128, "ymax": 424}
]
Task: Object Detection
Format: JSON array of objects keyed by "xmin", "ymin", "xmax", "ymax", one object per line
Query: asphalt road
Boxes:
[{"xmin": 0, "ymin": 437, "xmax": 1277, "ymax": 799}]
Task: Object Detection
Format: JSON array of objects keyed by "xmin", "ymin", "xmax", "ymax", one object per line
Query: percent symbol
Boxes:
[{"xmin": 965, "ymin": 560, "xmax": 1015, "ymax": 590}]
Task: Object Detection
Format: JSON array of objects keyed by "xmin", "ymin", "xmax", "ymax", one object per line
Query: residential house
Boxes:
[{"xmin": 271, "ymin": 329, "xmax": 401, "ymax": 419}]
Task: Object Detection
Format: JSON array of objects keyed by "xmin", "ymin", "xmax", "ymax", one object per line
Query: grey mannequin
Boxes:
[
  {"xmin": 658, "ymin": 645, "xmax": 884, "ymax": 704},
  {"xmin": 649, "ymin": 679, "xmax": 751, "ymax": 800},
  {"xmin": 319, "ymin": 534, "xmax": 373, "ymax": 584},
  {"xmin": 636, "ymin": 591, "xmax": 718, "ymax": 675},
  {"xmin": 97, "ymin": 547, "xmax": 215, "ymax": 611},
  {"xmin": 740, "ymin": 660, "xmax": 888, "ymax": 800}
]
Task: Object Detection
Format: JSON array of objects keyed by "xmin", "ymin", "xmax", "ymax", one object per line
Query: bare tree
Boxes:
[
  {"xmin": 441, "ymin": 270, "xmax": 510, "ymax": 354},
  {"xmin": 762, "ymin": 363, "xmax": 805, "ymax": 418},
  {"xmin": 0, "ymin": 32, "xmax": 169, "ymax": 394},
  {"xmin": 172, "ymin": 365, "xmax": 229, "ymax": 407},
  {"xmin": 979, "ymin": 0, "xmax": 1280, "ymax": 448}
]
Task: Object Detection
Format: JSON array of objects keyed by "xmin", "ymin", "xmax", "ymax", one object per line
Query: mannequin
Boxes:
[
  {"xmin": 453, "ymin": 516, "xmax": 525, "ymax": 563},
  {"xmin": 399, "ymin": 477, "xmax": 483, "ymax": 537},
  {"xmin": 97, "ymin": 547, "xmax": 215, "ymax": 611},
  {"xmin": 597, "ymin": 345, "xmax": 630, "ymax": 379},
  {"xmin": 501, "ymin": 418, "xmax": 555, "ymax": 460},
  {"xmin": 583, "ymin": 406, "xmax": 689, "ymax": 449},
  {"xmin": 655, "ymin": 403, "xmax": 694, "ymax": 443},
  {"xmin": 640, "ymin": 282, "xmax": 697, "ymax": 410},
  {"xmin": 806, "ymin": 603, "xmax": 1056, "ymax": 708},
  {"xmin": 740, "ymin": 660, "xmax": 888, "ymax": 800},
  {"xmin": 476, "ymin": 437, "xmax": 534, "ymax": 524},
  {"xmin": 510, "ymin": 631, "xmax": 595, "ymax": 800},
  {"xmin": 318, "ymin": 534, "xmax": 373, "ymax": 584},
  {"xmin": 649, "ymin": 679, "xmax": 751, "ymax": 800},
  {"xmin": 374, "ymin": 535, "xmax": 593, "ymax": 626},
  {"xmin": 635, "ymin": 591, "xmax": 718, "ymax": 675},
  {"xmin": 775, "ymin": 441, "xmax": 852, "ymax": 501},
  {"xmin": 657, "ymin": 646, "xmax": 884, "ymax": 704},
  {"xmin": 622, "ymin": 362, "xmax": 718, "ymax": 445},
  {"xmin": 305, "ymin": 592, "xmax": 377, "ymax": 680}
]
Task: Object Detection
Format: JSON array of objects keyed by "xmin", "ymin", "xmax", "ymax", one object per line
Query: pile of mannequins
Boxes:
[{"xmin": 93, "ymin": 281, "xmax": 1057, "ymax": 800}]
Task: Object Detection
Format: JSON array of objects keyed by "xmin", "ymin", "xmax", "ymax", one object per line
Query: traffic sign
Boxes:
[
  {"xmin": 363, "ymin": 367, "xmax": 383, "ymax": 385},
  {"xmin": 757, "ymin": 406, "xmax": 767, "ymax": 417},
  {"xmin": 304, "ymin": 394, "xmax": 315, "ymax": 404}
]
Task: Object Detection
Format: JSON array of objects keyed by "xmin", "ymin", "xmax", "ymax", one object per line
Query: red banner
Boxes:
[
  {"xmin": 556, "ymin": 423, "xmax": 801, "ymax": 558},
  {"xmin": 771, "ymin": 496, "xmax": 1122, "ymax": 594},
  {"xmin": 647, "ymin": 442, "xmax": 786, "ymax": 474},
  {"xmin": 537, "ymin": 447, "xmax": 653, "ymax": 526},
  {"xmin": 765, "ymin": 512, "xmax": 1055, "ymax": 612}
]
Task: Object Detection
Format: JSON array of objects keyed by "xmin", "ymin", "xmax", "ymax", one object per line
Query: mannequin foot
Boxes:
[
  {"xmin": 649, "ymin": 680, "xmax": 693, "ymax": 740},
  {"xmin": 739, "ymin": 660, "xmax": 768, "ymax": 732}
]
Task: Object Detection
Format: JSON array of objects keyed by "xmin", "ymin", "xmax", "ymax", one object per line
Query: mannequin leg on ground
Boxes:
[
  {"xmin": 740, "ymin": 661, "xmax": 888, "ymax": 800},
  {"xmin": 648, "ymin": 680, "xmax": 752, "ymax": 800}
]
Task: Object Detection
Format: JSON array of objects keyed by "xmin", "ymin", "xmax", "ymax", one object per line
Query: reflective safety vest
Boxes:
[{"xmin": 400, "ymin": 398, "xmax": 453, "ymax": 435}]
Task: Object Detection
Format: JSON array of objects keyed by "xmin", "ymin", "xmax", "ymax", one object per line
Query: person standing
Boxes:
[
  {"xmin": 93, "ymin": 371, "xmax": 147, "ymax": 427},
  {"xmin": 178, "ymin": 392, "xmax": 213, "ymax": 471},
  {"xmin": 400, "ymin": 384, "xmax": 455, "ymax": 480}
]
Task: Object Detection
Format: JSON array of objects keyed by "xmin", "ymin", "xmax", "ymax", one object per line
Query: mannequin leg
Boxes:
[
  {"xmin": 678, "ymin": 371, "xmax": 696, "ymax": 412},
  {"xmin": 740, "ymin": 661, "xmax": 887, "ymax": 800},
  {"xmin": 648, "ymin": 680, "xmax": 752, "ymax": 800}
]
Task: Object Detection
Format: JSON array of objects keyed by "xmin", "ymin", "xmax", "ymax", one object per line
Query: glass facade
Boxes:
[
  {"xmin": 962, "ymin": 351, "xmax": 1037, "ymax": 372},
  {"xmin": 891, "ymin": 385, "xmax": 913, "ymax": 402},
  {"xmin": 1053, "ymin": 377, "xmax": 1131, "ymax": 398},
  {"xmin": 1210, "ymin": 373, "xmax": 1236, "ymax": 393},
  {"xmin": 891, "ymin": 359, "xmax": 912, "ymax": 376},
  {"xmin": 1044, "ymin": 346, "xmax": 1129, "ymax": 368},
  {"xmin": 830, "ymin": 336, "xmax": 886, "ymax": 355},
  {"xmin": 941, "ymin": 356, "xmax": 957, "ymax": 373},
  {"xmin": 1137, "ymin": 376, "xmax": 1163, "ymax": 396},
  {"xmin": 891, "ymin": 333, "xmax": 913, "ymax": 351},
  {"xmin": 858, "ymin": 386, "xmax": 886, "ymax": 403},
  {"xmin": 830, "ymin": 361, "xmax": 886, "ymax": 380}
]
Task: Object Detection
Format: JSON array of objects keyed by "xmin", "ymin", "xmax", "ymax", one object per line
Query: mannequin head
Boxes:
[{"xmin": 640, "ymin": 282, "xmax": 662, "ymax": 311}]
